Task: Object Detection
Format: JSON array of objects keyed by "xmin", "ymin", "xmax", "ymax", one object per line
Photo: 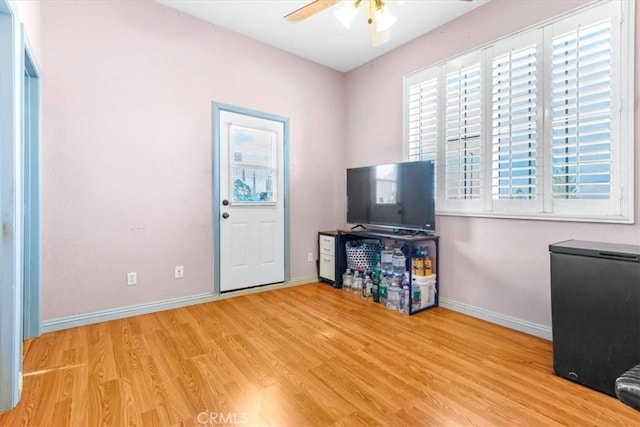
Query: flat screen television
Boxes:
[{"xmin": 346, "ymin": 160, "xmax": 436, "ymax": 233}]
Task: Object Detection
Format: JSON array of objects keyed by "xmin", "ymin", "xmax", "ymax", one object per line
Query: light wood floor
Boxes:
[{"xmin": 1, "ymin": 283, "xmax": 639, "ymax": 426}]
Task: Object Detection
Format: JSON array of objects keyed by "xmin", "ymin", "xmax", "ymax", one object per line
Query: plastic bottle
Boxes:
[
  {"xmin": 412, "ymin": 282, "xmax": 422, "ymax": 312},
  {"xmin": 381, "ymin": 247, "xmax": 394, "ymax": 274},
  {"xmin": 342, "ymin": 269, "xmax": 352, "ymax": 291},
  {"xmin": 372, "ymin": 278, "xmax": 379, "ymax": 303},
  {"xmin": 350, "ymin": 270, "xmax": 358, "ymax": 293},
  {"xmin": 363, "ymin": 274, "xmax": 373, "ymax": 300},
  {"xmin": 361, "ymin": 274, "xmax": 367, "ymax": 298},
  {"xmin": 372, "ymin": 254, "xmax": 381, "ymax": 303},
  {"xmin": 352, "ymin": 271, "xmax": 363, "ymax": 295},
  {"xmin": 373, "ymin": 253, "xmax": 381, "ymax": 283},
  {"xmin": 387, "ymin": 280, "xmax": 400, "ymax": 311},
  {"xmin": 400, "ymin": 274, "xmax": 410, "ymax": 314},
  {"xmin": 379, "ymin": 275, "xmax": 388, "ymax": 306},
  {"xmin": 392, "ymin": 248, "xmax": 406, "ymax": 275}
]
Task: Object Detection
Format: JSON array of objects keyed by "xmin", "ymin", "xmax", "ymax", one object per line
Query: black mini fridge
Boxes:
[{"xmin": 549, "ymin": 240, "xmax": 640, "ymax": 396}]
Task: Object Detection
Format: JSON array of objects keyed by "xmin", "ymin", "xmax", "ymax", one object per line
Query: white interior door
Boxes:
[{"xmin": 217, "ymin": 108, "xmax": 285, "ymax": 291}]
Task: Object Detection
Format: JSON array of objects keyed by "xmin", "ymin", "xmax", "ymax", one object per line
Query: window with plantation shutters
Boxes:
[
  {"xmin": 402, "ymin": 0, "xmax": 633, "ymax": 222},
  {"xmin": 445, "ymin": 63, "xmax": 482, "ymax": 200},
  {"xmin": 406, "ymin": 73, "xmax": 438, "ymax": 162},
  {"xmin": 551, "ymin": 20, "xmax": 613, "ymax": 201},
  {"xmin": 491, "ymin": 44, "xmax": 538, "ymax": 201}
]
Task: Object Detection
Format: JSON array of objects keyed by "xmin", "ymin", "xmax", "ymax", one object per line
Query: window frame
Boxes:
[{"xmin": 402, "ymin": 0, "xmax": 635, "ymax": 224}]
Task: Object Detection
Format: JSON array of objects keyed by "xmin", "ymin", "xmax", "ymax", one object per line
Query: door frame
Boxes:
[
  {"xmin": 212, "ymin": 103, "xmax": 290, "ymax": 294},
  {"xmin": 22, "ymin": 31, "xmax": 41, "ymax": 340}
]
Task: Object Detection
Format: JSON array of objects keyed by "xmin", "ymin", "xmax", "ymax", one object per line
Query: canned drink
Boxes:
[
  {"xmin": 412, "ymin": 257, "xmax": 424, "ymax": 268},
  {"xmin": 412, "ymin": 257, "xmax": 425, "ymax": 276},
  {"xmin": 424, "ymin": 258, "xmax": 433, "ymax": 275}
]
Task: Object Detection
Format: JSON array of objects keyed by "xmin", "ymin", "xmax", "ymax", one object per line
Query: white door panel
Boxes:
[{"xmin": 217, "ymin": 108, "xmax": 285, "ymax": 292}]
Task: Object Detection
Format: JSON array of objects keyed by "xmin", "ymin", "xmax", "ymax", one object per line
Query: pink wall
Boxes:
[
  {"xmin": 41, "ymin": 0, "xmax": 347, "ymax": 320},
  {"xmin": 35, "ymin": 0, "xmax": 640, "ymax": 330},
  {"xmin": 345, "ymin": 0, "xmax": 640, "ymax": 328},
  {"xmin": 14, "ymin": 0, "xmax": 41, "ymax": 64}
]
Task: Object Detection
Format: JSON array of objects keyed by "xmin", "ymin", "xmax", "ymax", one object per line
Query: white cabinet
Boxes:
[
  {"xmin": 318, "ymin": 231, "xmax": 358, "ymax": 286},
  {"xmin": 319, "ymin": 234, "xmax": 335, "ymax": 282}
]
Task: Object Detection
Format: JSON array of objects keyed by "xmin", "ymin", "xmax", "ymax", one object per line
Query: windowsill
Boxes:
[{"xmin": 435, "ymin": 210, "xmax": 635, "ymax": 225}]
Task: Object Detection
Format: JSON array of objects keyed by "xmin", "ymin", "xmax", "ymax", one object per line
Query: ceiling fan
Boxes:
[
  {"xmin": 284, "ymin": 0, "xmax": 473, "ymax": 47},
  {"xmin": 284, "ymin": 0, "xmax": 396, "ymax": 46}
]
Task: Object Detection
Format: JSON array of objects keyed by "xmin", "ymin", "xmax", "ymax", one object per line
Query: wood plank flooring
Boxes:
[{"xmin": 2, "ymin": 283, "xmax": 639, "ymax": 426}]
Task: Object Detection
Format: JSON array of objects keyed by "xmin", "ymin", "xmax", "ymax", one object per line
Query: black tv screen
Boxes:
[{"xmin": 346, "ymin": 160, "xmax": 436, "ymax": 232}]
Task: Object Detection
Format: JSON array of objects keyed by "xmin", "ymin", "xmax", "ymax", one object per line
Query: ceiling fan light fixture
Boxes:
[
  {"xmin": 374, "ymin": 4, "xmax": 397, "ymax": 32},
  {"xmin": 334, "ymin": 0, "xmax": 360, "ymax": 29}
]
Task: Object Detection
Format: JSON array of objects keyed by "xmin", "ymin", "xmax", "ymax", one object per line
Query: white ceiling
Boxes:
[{"xmin": 156, "ymin": 0, "xmax": 489, "ymax": 72}]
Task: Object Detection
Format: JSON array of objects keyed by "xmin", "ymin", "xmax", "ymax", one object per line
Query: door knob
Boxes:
[
  {"xmin": 222, "ymin": 212, "xmax": 230, "ymax": 219},
  {"xmin": 222, "ymin": 199, "xmax": 229, "ymax": 206}
]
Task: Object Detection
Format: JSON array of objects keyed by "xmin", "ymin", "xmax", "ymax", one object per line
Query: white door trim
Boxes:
[{"xmin": 212, "ymin": 103, "xmax": 290, "ymax": 294}]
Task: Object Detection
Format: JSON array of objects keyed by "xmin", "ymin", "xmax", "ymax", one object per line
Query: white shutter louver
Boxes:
[
  {"xmin": 491, "ymin": 44, "xmax": 538, "ymax": 200},
  {"xmin": 551, "ymin": 20, "xmax": 613, "ymax": 200},
  {"xmin": 407, "ymin": 77, "xmax": 438, "ymax": 161},
  {"xmin": 445, "ymin": 64, "xmax": 482, "ymax": 200}
]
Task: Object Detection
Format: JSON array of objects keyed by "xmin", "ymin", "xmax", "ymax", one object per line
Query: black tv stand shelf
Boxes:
[
  {"xmin": 318, "ymin": 229, "xmax": 439, "ymax": 315},
  {"xmin": 347, "ymin": 229, "xmax": 435, "ymax": 240}
]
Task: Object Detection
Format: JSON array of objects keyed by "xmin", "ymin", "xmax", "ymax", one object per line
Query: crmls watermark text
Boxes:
[{"xmin": 196, "ymin": 411, "xmax": 248, "ymax": 425}]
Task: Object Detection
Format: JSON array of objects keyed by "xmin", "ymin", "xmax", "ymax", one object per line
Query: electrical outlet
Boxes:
[
  {"xmin": 307, "ymin": 252, "xmax": 313, "ymax": 262},
  {"xmin": 127, "ymin": 272, "xmax": 137, "ymax": 286},
  {"xmin": 175, "ymin": 265, "xmax": 184, "ymax": 279}
]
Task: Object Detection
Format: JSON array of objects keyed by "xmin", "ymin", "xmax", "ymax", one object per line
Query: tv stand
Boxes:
[
  {"xmin": 318, "ymin": 229, "xmax": 440, "ymax": 315},
  {"xmin": 350, "ymin": 224, "xmax": 367, "ymax": 231}
]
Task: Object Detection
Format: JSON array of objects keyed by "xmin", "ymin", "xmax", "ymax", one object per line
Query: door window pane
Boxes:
[{"xmin": 229, "ymin": 125, "xmax": 277, "ymax": 203}]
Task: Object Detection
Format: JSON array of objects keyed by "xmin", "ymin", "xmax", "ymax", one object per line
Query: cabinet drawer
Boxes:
[
  {"xmin": 319, "ymin": 255, "xmax": 335, "ymax": 282},
  {"xmin": 319, "ymin": 235, "xmax": 335, "ymax": 256}
]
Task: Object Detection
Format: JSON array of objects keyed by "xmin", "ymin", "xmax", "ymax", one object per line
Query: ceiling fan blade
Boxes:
[{"xmin": 284, "ymin": 0, "xmax": 341, "ymax": 23}]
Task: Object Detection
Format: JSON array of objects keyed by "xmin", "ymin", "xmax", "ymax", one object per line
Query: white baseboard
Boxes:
[
  {"xmin": 439, "ymin": 298, "xmax": 552, "ymax": 341},
  {"xmin": 43, "ymin": 279, "xmax": 552, "ymax": 341},
  {"xmin": 42, "ymin": 275, "xmax": 318, "ymax": 334}
]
